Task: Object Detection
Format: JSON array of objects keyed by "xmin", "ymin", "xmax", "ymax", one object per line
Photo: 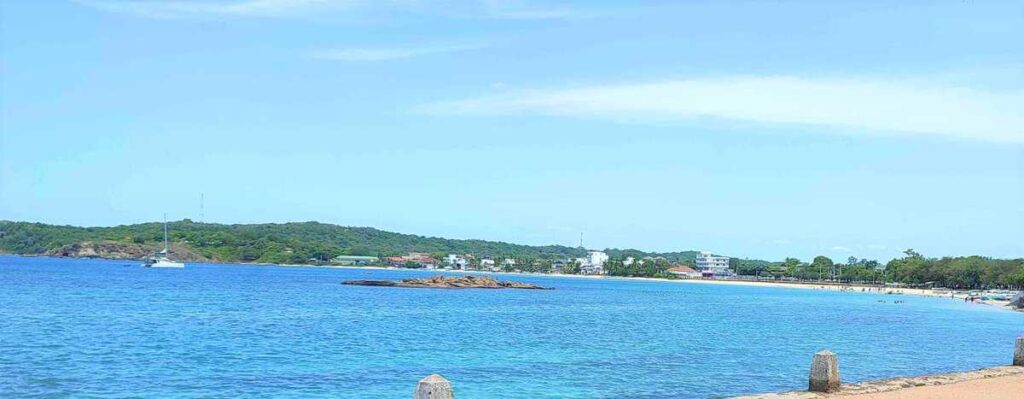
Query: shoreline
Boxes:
[
  {"xmin": 232, "ymin": 262, "xmax": 1024, "ymax": 312},
  {"xmin": 4, "ymin": 253, "xmax": 1022, "ymax": 397},
  {"xmin": 3, "ymin": 253, "xmax": 1019, "ymax": 311},
  {"xmin": 645, "ymin": 277, "xmax": 1019, "ymax": 311}
]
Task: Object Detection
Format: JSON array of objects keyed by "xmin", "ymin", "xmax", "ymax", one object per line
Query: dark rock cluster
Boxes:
[{"xmin": 342, "ymin": 275, "xmax": 551, "ymax": 290}]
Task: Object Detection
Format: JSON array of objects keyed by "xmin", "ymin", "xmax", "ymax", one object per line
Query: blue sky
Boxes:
[{"xmin": 1, "ymin": 1, "xmax": 1022, "ymax": 262}]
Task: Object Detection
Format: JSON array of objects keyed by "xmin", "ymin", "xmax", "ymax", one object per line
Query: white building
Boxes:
[
  {"xmin": 480, "ymin": 258, "xmax": 499, "ymax": 272},
  {"xmin": 501, "ymin": 258, "xmax": 517, "ymax": 271},
  {"xmin": 668, "ymin": 266, "xmax": 701, "ymax": 279},
  {"xmin": 444, "ymin": 254, "xmax": 468, "ymax": 270},
  {"xmin": 578, "ymin": 260, "xmax": 601, "ymax": 275},
  {"xmin": 331, "ymin": 255, "xmax": 378, "ymax": 266},
  {"xmin": 696, "ymin": 251, "xmax": 732, "ymax": 277},
  {"xmin": 577, "ymin": 251, "xmax": 608, "ymax": 275}
]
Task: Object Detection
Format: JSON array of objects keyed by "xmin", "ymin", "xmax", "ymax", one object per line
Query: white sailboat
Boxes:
[{"xmin": 144, "ymin": 216, "xmax": 185, "ymax": 268}]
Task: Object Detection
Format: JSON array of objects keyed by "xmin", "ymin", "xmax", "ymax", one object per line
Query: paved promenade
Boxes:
[{"xmin": 734, "ymin": 366, "xmax": 1024, "ymax": 399}]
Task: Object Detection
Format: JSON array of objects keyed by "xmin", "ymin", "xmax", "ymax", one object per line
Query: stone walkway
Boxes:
[{"xmin": 733, "ymin": 366, "xmax": 1024, "ymax": 398}]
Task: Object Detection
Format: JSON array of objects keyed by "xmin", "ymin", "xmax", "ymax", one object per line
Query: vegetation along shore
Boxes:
[{"xmin": 2, "ymin": 220, "xmax": 1022, "ymax": 294}]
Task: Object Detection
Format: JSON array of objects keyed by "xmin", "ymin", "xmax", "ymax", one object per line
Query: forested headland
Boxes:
[{"xmin": 1, "ymin": 220, "xmax": 1021, "ymax": 289}]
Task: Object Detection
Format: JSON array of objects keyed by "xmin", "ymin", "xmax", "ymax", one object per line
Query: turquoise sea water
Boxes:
[{"xmin": 1, "ymin": 256, "xmax": 1022, "ymax": 398}]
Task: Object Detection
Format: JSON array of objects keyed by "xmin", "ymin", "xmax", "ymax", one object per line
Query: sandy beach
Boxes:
[{"xmin": 665, "ymin": 278, "xmax": 1018, "ymax": 310}]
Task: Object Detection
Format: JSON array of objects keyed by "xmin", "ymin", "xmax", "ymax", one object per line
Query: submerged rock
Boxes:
[{"xmin": 342, "ymin": 275, "xmax": 551, "ymax": 290}]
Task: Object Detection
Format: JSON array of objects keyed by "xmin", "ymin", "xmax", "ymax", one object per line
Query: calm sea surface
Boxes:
[{"xmin": 2, "ymin": 255, "xmax": 1022, "ymax": 398}]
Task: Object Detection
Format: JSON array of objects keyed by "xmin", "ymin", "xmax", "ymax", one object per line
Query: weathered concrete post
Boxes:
[
  {"xmin": 1014, "ymin": 337, "xmax": 1024, "ymax": 366},
  {"xmin": 808, "ymin": 350, "xmax": 840, "ymax": 392},
  {"xmin": 414, "ymin": 374, "xmax": 454, "ymax": 399}
]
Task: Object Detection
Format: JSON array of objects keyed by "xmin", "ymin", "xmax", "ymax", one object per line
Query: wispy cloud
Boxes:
[
  {"xmin": 830, "ymin": 245, "xmax": 852, "ymax": 252},
  {"xmin": 74, "ymin": 0, "xmax": 581, "ymax": 20},
  {"xmin": 418, "ymin": 76, "xmax": 1024, "ymax": 144},
  {"xmin": 72, "ymin": 0, "xmax": 350, "ymax": 19},
  {"xmin": 312, "ymin": 43, "xmax": 486, "ymax": 62}
]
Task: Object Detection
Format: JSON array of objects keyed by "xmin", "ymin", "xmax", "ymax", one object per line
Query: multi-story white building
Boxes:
[
  {"xmin": 577, "ymin": 251, "xmax": 608, "ymax": 275},
  {"xmin": 696, "ymin": 251, "xmax": 732, "ymax": 277}
]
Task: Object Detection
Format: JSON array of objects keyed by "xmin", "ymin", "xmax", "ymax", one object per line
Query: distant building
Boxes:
[
  {"xmin": 444, "ymin": 254, "xmax": 469, "ymax": 270},
  {"xmin": 331, "ymin": 255, "xmax": 379, "ymax": 266},
  {"xmin": 385, "ymin": 252, "xmax": 439, "ymax": 268},
  {"xmin": 407, "ymin": 252, "xmax": 430, "ymax": 261},
  {"xmin": 480, "ymin": 258, "xmax": 498, "ymax": 272},
  {"xmin": 623, "ymin": 256, "xmax": 635, "ymax": 266},
  {"xmin": 668, "ymin": 266, "xmax": 701, "ymax": 279},
  {"xmin": 579, "ymin": 263, "xmax": 601, "ymax": 275},
  {"xmin": 696, "ymin": 251, "xmax": 732, "ymax": 277},
  {"xmin": 577, "ymin": 251, "xmax": 608, "ymax": 275},
  {"xmin": 551, "ymin": 258, "xmax": 571, "ymax": 273}
]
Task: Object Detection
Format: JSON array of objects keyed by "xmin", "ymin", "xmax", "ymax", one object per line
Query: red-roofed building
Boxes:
[{"xmin": 668, "ymin": 266, "xmax": 700, "ymax": 279}]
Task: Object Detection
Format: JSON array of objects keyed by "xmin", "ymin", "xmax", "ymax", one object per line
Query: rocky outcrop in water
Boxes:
[{"xmin": 342, "ymin": 275, "xmax": 551, "ymax": 290}]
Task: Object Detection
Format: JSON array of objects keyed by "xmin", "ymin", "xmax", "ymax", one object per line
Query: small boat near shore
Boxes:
[
  {"xmin": 145, "ymin": 254, "xmax": 184, "ymax": 268},
  {"xmin": 143, "ymin": 217, "xmax": 184, "ymax": 269}
]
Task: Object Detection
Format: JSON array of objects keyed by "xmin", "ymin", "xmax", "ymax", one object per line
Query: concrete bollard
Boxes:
[
  {"xmin": 1015, "ymin": 337, "xmax": 1024, "ymax": 366},
  {"xmin": 808, "ymin": 350, "xmax": 840, "ymax": 392},
  {"xmin": 414, "ymin": 374, "xmax": 454, "ymax": 399}
]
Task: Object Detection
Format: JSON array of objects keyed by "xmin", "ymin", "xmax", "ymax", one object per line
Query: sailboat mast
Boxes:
[{"xmin": 163, "ymin": 213, "xmax": 168, "ymax": 252}]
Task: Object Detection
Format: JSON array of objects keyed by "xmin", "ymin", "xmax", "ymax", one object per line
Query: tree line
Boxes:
[
  {"xmin": 0, "ymin": 220, "xmax": 724, "ymax": 266},
  {"xmin": 0, "ymin": 220, "xmax": 591, "ymax": 264},
  {"xmin": 2, "ymin": 221, "xmax": 1020, "ymax": 288},
  {"xmin": 730, "ymin": 249, "xmax": 1024, "ymax": 289}
]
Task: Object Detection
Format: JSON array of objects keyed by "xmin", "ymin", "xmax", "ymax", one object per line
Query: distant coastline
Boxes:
[
  {"xmin": 267, "ymin": 259, "xmax": 1023, "ymax": 312},
  {"xmin": 3, "ymin": 220, "xmax": 1022, "ymax": 294},
  {"xmin": 4, "ymin": 253, "xmax": 1019, "ymax": 313}
]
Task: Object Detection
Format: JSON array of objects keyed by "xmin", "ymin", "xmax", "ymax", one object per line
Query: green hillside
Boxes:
[
  {"xmin": 0, "ymin": 220, "xmax": 594, "ymax": 264},
  {"xmin": 5, "ymin": 220, "xmax": 1019, "ymax": 289}
]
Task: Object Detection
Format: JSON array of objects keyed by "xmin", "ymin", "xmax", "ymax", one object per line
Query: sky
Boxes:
[{"xmin": 1, "ymin": 1, "xmax": 1022, "ymax": 262}]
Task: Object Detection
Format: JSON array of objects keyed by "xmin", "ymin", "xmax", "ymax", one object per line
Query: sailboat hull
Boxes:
[
  {"xmin": 147, "ymin": 260, "xmax": 185, "ymax": 268},
  {"xmin": 146, "ymin": 217, "xmax": 185, "ymax": 268}
]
